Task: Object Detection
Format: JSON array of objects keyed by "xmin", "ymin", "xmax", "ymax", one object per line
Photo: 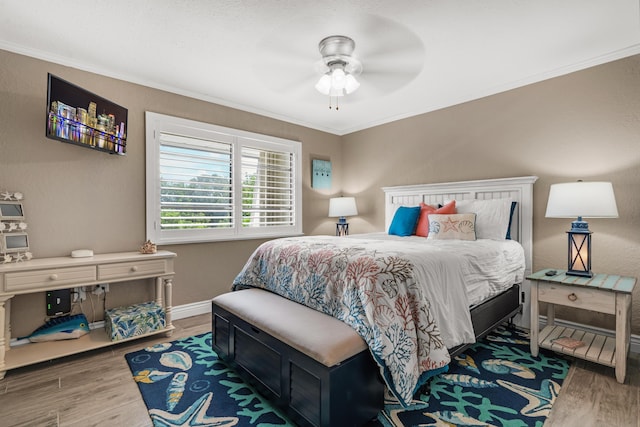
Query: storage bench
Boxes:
[{"xmin": 211, "ymin": 288, "xmax": 385, "ymax": 427}]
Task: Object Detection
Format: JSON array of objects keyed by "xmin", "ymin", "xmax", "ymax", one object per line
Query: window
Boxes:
[{"xmin": 145, "ymin": 112, "xmax": 302, "ymax": 244}]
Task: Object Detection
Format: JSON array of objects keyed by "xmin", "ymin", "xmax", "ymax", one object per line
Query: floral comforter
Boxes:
[{"xmin": 232, "ymin": 235, "xmax": 454, "ymax": 406}]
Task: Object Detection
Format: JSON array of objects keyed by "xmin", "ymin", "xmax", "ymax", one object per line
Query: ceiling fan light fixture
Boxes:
[
  {"xmin": 316, "ymin": 66, "xmax": 359, "ymax": 97},
  {"xmin": 315, "ymin": 35, "xmax": 362, "ymax": 108},
  {"xmin": 344, "ymin": 74, "xmax": 360, "ymax": 94},
  {"xmin": 315, "ymin": 74, "xmax": 332, "ymax": 95},
  {"xmin": 330, "ymin": 67, "xmax": 346, "ymax": 90},
  {"xmin": 329, "ymin": 85, "xmax": 344, "ymax": 97}
]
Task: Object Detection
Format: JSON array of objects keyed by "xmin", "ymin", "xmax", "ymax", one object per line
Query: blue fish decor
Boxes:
[{"xmin": 24, "ymin": 313, "xmax": 90, "ymax": 342}]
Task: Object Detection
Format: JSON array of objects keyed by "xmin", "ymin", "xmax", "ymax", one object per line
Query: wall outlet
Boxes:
[
  {"xmin": 73, "ymin": 287, "xmax": 87, "ymax": 302},
  {"xmin": 92, "ymin": 283, "xmax": 110, "ymax": 295}
]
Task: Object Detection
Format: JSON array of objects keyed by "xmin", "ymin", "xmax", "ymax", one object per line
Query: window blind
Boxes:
[
  {"xmin": 146, "ymin": 112, "xmax": 302, "ymax": 244},
  {"xmin": 159, "ymin": 133, "xmax": 233, "ymax": 230}
]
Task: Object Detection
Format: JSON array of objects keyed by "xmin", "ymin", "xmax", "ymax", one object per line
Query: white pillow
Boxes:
[{"xmin": 455, "ymin": 198, "xmax": 513, "ymax": 240}]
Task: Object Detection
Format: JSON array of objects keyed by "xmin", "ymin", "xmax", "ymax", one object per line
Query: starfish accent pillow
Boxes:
[{"xmin": 427, "ymin": 213, "xmax": 477, "ymax": 241}]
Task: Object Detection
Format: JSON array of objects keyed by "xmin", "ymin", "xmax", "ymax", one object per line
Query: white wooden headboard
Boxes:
[{"xmin": 382, "ymin": 176, "xmax": 538, "ymax": 275}]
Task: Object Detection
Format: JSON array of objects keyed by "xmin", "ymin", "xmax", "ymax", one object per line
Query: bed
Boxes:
[{"xmin": 226, "ymin": 176, "xmax": 538, "ymax": 408}]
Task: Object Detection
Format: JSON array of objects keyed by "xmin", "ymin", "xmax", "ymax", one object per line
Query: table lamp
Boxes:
[
  {"xmin": 545, "ymin": 181, "xmax": 618, "ymax": 277},
  {"xmin": 329, "ymin": 197, "xmax": 358, "ymax": 236}
]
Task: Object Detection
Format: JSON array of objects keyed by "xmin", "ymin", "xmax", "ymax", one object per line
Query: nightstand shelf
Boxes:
[
  {"xmin": 538, "ymin": 325, "xmax": 616, "ymax": 367},
  {"xmin": 528, "ymin": 269, "xmax": 635, "ymax": 383}
]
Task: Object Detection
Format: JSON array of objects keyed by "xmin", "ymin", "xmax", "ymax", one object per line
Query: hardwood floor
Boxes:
[
  {"xmin": 545, "ymin": 351, "xmax": 640, "ymax": 427},
  {"xmin": 0, "ymin": 315, "xmax": 211, "ymax": 427},
  {"xmin": 1, "ymin": 315, "xmax": 638, "ymax": 426}
]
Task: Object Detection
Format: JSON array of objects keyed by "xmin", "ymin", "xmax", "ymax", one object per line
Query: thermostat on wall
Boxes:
[{"xmin": 71, "ymin": 249, "xmax": 94, "ymax": 258}]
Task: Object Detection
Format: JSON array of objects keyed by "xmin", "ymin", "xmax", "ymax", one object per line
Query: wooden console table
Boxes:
[
  {"xmin": 0, "ymin": 250, "xmax": 176, "ymax": 378},
  {"xmin": 528, "ymin": 269, "xmax": 635, "ymax": 383}
]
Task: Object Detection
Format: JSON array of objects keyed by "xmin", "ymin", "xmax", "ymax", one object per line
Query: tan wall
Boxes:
[
  {"xmin": 342, "ymin": 54, "xmax": 640, "ymax": 335},
  {"xmin": 0, "ymin": 49, "xmax": 342, "ymax": 337},
  {"xmin": 3, "ymin": 47, "xmax": 639, "ymax": 338}
]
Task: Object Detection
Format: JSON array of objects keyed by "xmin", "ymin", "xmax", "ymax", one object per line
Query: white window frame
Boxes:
[{"xmin": 145, "ymin": 112, "xmax": 302, "ymax": 244}]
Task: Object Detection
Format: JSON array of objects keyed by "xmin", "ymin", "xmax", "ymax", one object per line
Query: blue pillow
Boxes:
[
  {"xmin": 506, "ymin": 201, "xmax": 517, "ymax": 240},
  {"xmin": 388, "ymin": 206, "xmax": 421, "ymax": 236}
]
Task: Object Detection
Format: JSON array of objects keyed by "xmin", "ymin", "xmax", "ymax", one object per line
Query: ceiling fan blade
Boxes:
[
  {"xmin": 361, "ymin": 70, "xmax": 421, "ymax": 93},
  {"xmin": 251, "ymin": 28, "xmax": 322, "ymax": 94},
  {"xmin": 250, "ymin": 12, "xmax": 427, "ymax": 98},
  {"xmin": 343, "ymin": 14, "xmax": 426, "ymax": 60},
  {"xmin": 255, "ymin": 65, "xmax": 317, "ymax": 93}
]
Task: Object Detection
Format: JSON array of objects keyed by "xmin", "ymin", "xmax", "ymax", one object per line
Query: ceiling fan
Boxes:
[
  {"xmin": 314, "ymin": 35, "xmax": 363, "ymax": 109},
  {"xmin": 253, "ymin": 14, "xmax": 425, "ymax": 108}
]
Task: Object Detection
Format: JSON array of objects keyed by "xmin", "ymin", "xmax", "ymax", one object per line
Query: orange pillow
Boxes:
[{"xmin": 415, "ymin": 200, "xmax": 456, "ymax": 237}]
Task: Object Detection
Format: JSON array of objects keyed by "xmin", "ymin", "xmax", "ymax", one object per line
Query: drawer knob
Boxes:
[
  {"xmin": 50, "ymin": 274, "xmax": 58, "ymax": 280},
  {"xmin": 131, "ymin": 266, "xmax": 138, "ymax": 272},
  {"xmin": 568, "ymin": 293, "xmax": 578, "ymax": 302}
]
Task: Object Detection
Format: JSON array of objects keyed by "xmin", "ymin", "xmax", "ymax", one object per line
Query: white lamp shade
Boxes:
[
  {"xmin": 315, "ymin": 69, "xmax": 360, "ymax": 97},
  {"xmin": 329, "ymin": 197, "xmax": 358, "ymax": 218},
  {"xmin": 545, "ymin": 181, "xmax": 618, "ymax": 218},
  {"xmin": 344, "ymin": 74, "xmax": 360, "ymax": 94},
  {"xmin": 331, "ymin": 68, "xmax": 346, "ymax": 90},
  {"xmin": 329, "ymin": 86, "xmax": 344, "ymax": 97},
  {"xmin": 315, "ymin": 74, "xmax": 331, "ymax": 95}
]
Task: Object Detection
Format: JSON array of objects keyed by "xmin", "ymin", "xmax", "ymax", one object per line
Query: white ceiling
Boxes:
[{"xmin": 1, "ymin": 1, "xmax": 639, "ymax": 136}]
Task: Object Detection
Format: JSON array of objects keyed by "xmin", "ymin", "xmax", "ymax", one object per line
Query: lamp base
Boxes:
[{"xmin": 566, "ymin": 224, "xmax": 592, "ymax": 279}]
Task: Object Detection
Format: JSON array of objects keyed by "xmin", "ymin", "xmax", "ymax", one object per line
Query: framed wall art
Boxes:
[
  {"xmin": 312, "ymin": 159, "xmax": 332, "ymax": 190},
  {"xmin": 46, "ymin": 73, "xmax": 128, "ymax": 155}
]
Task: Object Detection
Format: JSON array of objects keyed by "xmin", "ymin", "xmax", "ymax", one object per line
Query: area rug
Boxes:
[
  {"xmin": 125, "ymin": 326, "xmax": 569, "ymax": 426},
  {"xmin": 377, "ymin": 326, "xmax": 570, "ymax": 427}
]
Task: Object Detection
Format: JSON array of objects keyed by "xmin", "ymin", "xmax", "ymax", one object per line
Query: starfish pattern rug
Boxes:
[{"xmin": 125, "ymin": 326, "xmax": 569, "ymax": 426}]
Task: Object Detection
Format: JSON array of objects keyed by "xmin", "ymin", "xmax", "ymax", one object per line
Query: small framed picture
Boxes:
[
  {"xmin": 0, "ymin": 232, "xmax": 29, "ymax": 253},
  {"xmin": 0, "ymin": 201, "xmax": 25, "ymax": 220}
]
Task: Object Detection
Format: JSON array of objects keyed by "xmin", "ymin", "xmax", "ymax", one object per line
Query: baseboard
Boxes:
[
  {"xmin": 171, "ymin": 299, "xmax": 212, "ymax": 320},
  {"xmin": 538, "ymin": 315, "xmax": 640, "ymax": 355}
]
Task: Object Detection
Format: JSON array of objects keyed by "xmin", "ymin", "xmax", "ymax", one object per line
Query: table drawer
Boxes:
[
  {"xmin": 98, "ymin": 260, "xmax": 167, "ymax": 281},
  {"xmin": 537, "ymin": 282, "xmax": 615, "ymax": 314},
  {"xmin": 4, "ymin": 266, "xmax": 96, "ymax": 292}
]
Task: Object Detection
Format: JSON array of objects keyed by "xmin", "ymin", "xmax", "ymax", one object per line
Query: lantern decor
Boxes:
[{"xmin": 565, "ymin": 216, "xmax": 592, "ymax": 277}]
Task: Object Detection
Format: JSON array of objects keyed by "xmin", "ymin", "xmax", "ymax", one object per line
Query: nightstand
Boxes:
[{"xmin": 528, "ymin": 269, "xmax": 635, "ymax": 383}]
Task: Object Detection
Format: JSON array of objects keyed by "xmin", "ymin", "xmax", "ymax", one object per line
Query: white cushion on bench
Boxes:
[{"xmin": 213, "ymin": 289, "xmax": 368, "ymax": 367}]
